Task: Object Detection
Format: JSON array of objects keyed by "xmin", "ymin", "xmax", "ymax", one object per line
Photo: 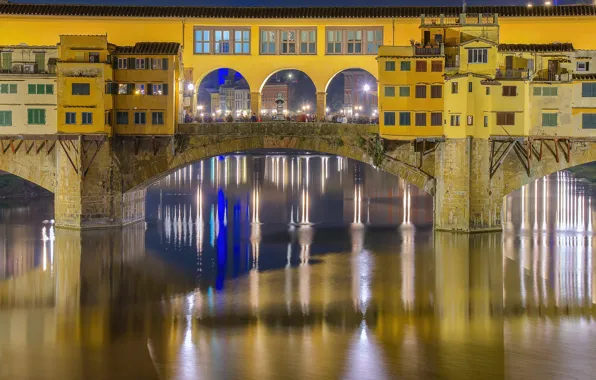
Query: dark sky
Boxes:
[{"xmin": 10, "ymin": 0, "xmax": 584, "ymax": 7}]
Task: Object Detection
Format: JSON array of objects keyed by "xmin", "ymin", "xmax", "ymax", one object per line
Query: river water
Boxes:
[{"xmin": 0, "ymin": 152, "xmax": 595, "ymax": 380}]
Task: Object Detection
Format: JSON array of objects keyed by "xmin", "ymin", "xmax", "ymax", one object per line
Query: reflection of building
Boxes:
[
  {"xmin": 261, "ymin": 83, "xmax": 289, "ymax": 115},
  {"xmin": 343, "ymin": 70, "xmax": 377, "ymax": 117},
  {"xmin": 0, "ymin": 44, "xmax": 58, "ymax": 134}
]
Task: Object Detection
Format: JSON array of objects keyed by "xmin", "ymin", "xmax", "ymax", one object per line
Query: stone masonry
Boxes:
[{"xmin": 1, "ymin": 124, "xmax": 596, "ymax": 232}]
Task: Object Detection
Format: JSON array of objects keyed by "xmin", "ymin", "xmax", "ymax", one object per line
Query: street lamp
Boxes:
[
  {"xmin": 187, "ymin": 83, "xmax": 194, "ymax": 91},
  {"xmin": 363, "ymin": 84, "xmax": 370, "ymax": 92},
  {"xmin": 544, "ymin": 0, "xmax": 551, "ymax": 5},
  {"xmin": 288, "ymin": 73, "xmax": 293, "ymax": 79},
  {"xmin": 197, "ymin": 105, "xmax": 203, "ymax": 111},
  {"xmin": 325, "ymin": 107, "xmax": 329, "ymax": 113}
]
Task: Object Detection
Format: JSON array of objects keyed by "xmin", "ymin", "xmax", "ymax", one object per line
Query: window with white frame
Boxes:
[
  {"xmin": 117, "ymin": 58, "xmax": 128, "ymax": 69},
  {"xmin": 577, "ymin": 61, "xmax": 590, "ymax": 72},
  {"xmin": 468, "ymin": 48, "xmax": 488, "ymax": 64},
  {"xmin": 135, "ymin": 58, "xmax": 145, "ymax": 69},
  {"xmin": 151, "ymin": 58, "xmax": 163, "ymax": 70}
]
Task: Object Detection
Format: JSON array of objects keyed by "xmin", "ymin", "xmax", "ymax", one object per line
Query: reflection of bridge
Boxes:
[{"xmin": 2, "ymin": 123, "xmax": 596, "ymax": 232}]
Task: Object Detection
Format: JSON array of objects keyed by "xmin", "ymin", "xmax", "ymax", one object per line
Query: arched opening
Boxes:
[
  {"xmin": 260, "ymin": 69, "xmax": 317, "ymax": 121},
  {"xmin": 325, "ymin": 68, "xmax": 378, "ymax": 123},
  {"xmin": 189, "ymin": 68, "xmax": 252, "ymax": 122}
]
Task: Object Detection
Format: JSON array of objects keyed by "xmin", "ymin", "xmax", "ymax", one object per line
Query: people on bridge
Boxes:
[{"xmin": 251, "ymin": 112, "xmax": 257, "ymax": 122}]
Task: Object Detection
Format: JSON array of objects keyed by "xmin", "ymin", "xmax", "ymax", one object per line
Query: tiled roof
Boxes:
[
  {"xmin": 573, "ymin": 73, "xmax": 596, "ymax": 80},
  {"xmin": 498, "ymin": 43, "xmax": 575, "ymax": 52},
  {"xmin": 0, "ymin": 4, "xmax": 595, "ymax": 19},
  {"xmin": 114, "ymin": 42, "xmax": 180, "ymax": 55}
]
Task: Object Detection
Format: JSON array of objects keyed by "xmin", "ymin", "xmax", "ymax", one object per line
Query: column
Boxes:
[
  {"xmin": 316, "ymin": 91, "xmax": 326, "ymax": 121},
  {"xmin": 55, "ymin": 137, "xmax": 123, "ymax": 229},
  {"xmin": 434, "ymin": 138, "xmax": 503, "ymax": 232},
  {"xmin": 250, "ymin": 91, "xmax": 262, "ymax": 118}
]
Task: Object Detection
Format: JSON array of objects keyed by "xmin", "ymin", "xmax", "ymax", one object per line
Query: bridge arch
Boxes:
[
  {"xmin": 0, "ymin": 148, "xmax": 56, "ymax": 193},
  {"xmin": 117, "ymin": 125, "xmax": 434, "ymax": 196},
  {"xmin": 324, "ymin": 67, "xmax": 378, "ymax": 94}
]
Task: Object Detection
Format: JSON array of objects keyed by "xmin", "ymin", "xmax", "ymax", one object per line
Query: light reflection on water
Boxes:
[{"xmin": 0, "ymin": 153, "xmax": 594, "ymax": 379}]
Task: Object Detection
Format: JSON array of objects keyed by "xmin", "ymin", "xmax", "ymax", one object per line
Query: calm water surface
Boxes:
[{"xmin": 0, "ymin": 153, "xmax": 595, "ymax": 380}]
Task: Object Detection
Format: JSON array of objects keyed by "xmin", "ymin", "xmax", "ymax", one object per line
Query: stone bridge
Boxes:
[{"xmin": 0, "ymin": 123, "xmax": 595, "ymax": 232}]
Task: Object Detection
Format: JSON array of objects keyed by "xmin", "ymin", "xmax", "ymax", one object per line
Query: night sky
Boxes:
[{"xmin": 10, "ymin": 0, "xmax": 582, "ymax": 6}]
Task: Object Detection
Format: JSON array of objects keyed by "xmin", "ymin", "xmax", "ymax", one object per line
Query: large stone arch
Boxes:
[
  {"xmin": 115, "ymin": 123, "xmax": 434, "ymax": 195},
  {"xmin": 258, "ymin": 67, "xmax": 321, "ymax": 93},
  {"xmin": 0, "ymin": 145, "xmax": 56, "ymax": 192},
  {"xmin": 323, "ymin": 67, "xmax": 378, "ymax": 94},
  {"xmin": 501, "ymin": 140, "xmax": 596, "ymax": 197}
]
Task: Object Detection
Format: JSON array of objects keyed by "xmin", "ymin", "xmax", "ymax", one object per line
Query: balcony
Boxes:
[
  {"xmin": 534, "ymin": 71, "xmax": 571, "ymax": 82},
  {"xmin": 420, "ymin": 13, "xmax": 498, "ymax": 27},
  {"xmin": 495, "ymin": 68, "xmax": 531, "ymax": 80},
  {"xmin": 0, "ymin": 62, "xmax": 56, "ymax": 76},
  {"xmin": 414, "ymin": 46, "xmax": 442, "ymax": 56}
]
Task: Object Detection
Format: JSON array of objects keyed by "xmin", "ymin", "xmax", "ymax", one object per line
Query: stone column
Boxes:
[
  {"xmin": 54, "ymin": 137, "xmax": 123, "ymax": 229},
  {"xmin": 250, "ymin": 91, "xmax": 262, "ymax": 118},
  {"xmin": 434, "ymin": 138, "xmax": 503, "ymax": 232},
  {"xmin": 316, "ymin": 91, "xmax": 327, "ymax": 121}
]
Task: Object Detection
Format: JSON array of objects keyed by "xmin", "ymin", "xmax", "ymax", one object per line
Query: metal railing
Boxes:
[{"xmin": 415, "ymin": 46, "xmax": 441, "ymax": 56}]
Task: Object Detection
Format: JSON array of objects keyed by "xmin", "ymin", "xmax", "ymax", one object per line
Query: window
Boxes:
[
  {"xmin": 467, "ymin": 115, "xmax": 474, "ymax": 126},
  {"xmin": 116, "ymin": 111, "xmax": 128, "ymax": 124},
  {"xmin": 28, "ymin": 84, "xmax": 53, "ymax": 95},
  {"xmin": 105, "ymin": 111, "xmax": 110, "ymax": 126},
  {"xmin": 384, "ymin": 86, "xmax": 395, "ymax": 97},
  {"xmin": 261, "ymin": 30, "xmax": 276, "ymax": 54},
  {"xmin": 82, "ymin": 112, "xmax": 93, "ymax": 125},
  {"xmin": 400, "ymin": 61, "xmax": 411, "ymax": 71},
  {"xmin": 152, "ymin": 112, "xmax": 164, "ymax": 125},
  {"xmin": 486, "ymin": 87, "xmax": 490, "ymax": 95},
  {"xmin": 152, "ymin": 84, "xmax": 164, "ymax": 95},
  {"xmin": 117, "ymin": 58, "xmax": 128, "ymax": 69},
  {"xmin": 281, "ymin": 30, "xmax": 297, "ymax": 54},
  {"xmin": 366, "ymin": 30, "xmax": 383, "ymax": 54},
  {"xmin": 0, "ymin": 83, "xmax": 17, "ymax": 94},
  {"xmin": 582, "ymin": 113, "xmax": 596, "ymax": 129},
  {"xmin": 468, "ymin": 82, "xmax": 473, "ymax": 92},
  {"xmin": 468, "ymin": 48, "xmax": 488, "ymax": 64},
  {"xmin": 135, "ymin": 83, "xmax": 145, "ymax": 95},
  {"xmin": 415, "ymin": 113, "xmax": 426, "ymax": 126},
  {"xmin": 65, "ymin": 112, "xmax": 76, "ymax": 125},
  {"xmin": 416, "ymin": 61, "xmax": 427, "ymax": 72},
  {"xmin": 430, "ymin": 85, "xmax": 442, "ymax": 99},
  {"xmin": 194, "ymin": 30, "xmax": 211, "ymax": 54},
  {"xmin": 543, "ymin": 87, "xmax": 557, "ymax": 96},
  {"xmin": 151, "ymin": 59, "xmax": 163, "ymax": 70},
  {"xmin": 451, "ymin": 82, "xmax": 458, "ymax": 94},
  {"xmin": 135, "ymin": 58, "xmax": 146, "ymax": 69},
  {"xmin": 399, "ymin": 86, "xmax": 410, "ymax": 97},
  {"xmin": 300, "ymin": 30, "xmax": 316, "ymax": 54},
  {"xmin": 0, "ymin": 111, "xmax": 12, "ymax": 126},
  {"xmin": 384, "ymin": 112, "xmax": 395, "ymax": 126},
  {"xmin": 581, "ymin": 83, "xmax": 596, "ymax": 97},
  {"xmin": 214, "ymin": 30, "xmax": 231, "ymax": 54},
  {"xmin": 235, "ymin": 30, "xmax": 250, "ymax": 54},
  {"xmin": 35, "ymin": 52, "xmax": 45, "ymax": 72},
  {"xmin": 118, "ymin": 84, "xmax": 128, "ymax": 95},
  {"xmin": 415, "ymin": 85, "xmax": 426, "ymax": 98},
  {"xmin": 72, "ymin": 83, "xmax": 90, "ymax": 95},
  {"xmin": 27, "ymin": 109, "xmax": 45, "ymax": 125},
  {"xmin": 134, "ymin": 112, "xmax": 146, "ymax": 125},
  {"xmin": 542, "ymin": 113, "xmax": 558, "ymax": 127},
  {"xmin": 399, "ymin": 112, "xmax": 411, "ymax": 126},
  {"xmin": 385, "ymin": 61, "xmax": 395, "ymax": 71},
  {"xmin": 431, "ymin": 60, "xmax": 442, "ymax": 72},
  {"xmin": 326, "ymin": 30, "xmax": 342, "ymax": 54},
  {"xmin": 496, "ymin": 112, "xmax": 515, "ymax": 125},
  {"xmin": 1, "ymin": 52, "xmax": 12, "ymax": 71},
  {"xmin": 431, "ymin": 112, "xmax": 442, "ymax": 126},
  {"xmin": 502, "ymin": 86, "xmax": 517, "ymax": 96},
  {"xmin": 450, "ymin": 114, "xmax": 460, "ymax": 126},
  {"xmin": 577, "ymin": 61, "xmax": 590, "ymax": 72},
  {"xmin": 533, "ymin": 87, "xmax": 541, "ymax": 96},
  {"xmin": 88, "ymin": 52, "xmax": 99, "ymax": 63},
  {"xmin": 484, "ymin": 115, "xmax": 489, "ymax": 128},
  {"xmin": 347, "ymin": 30, "xmax": 362, "ymax": 54}
]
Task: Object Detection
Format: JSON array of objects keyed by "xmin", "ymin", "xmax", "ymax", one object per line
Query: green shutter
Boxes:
[
  {"xmin": 112, "ymin": 57, "xmax": 118, "ymax": 69},
  {"xmin": 6, "ymin": 111, "xmax": 11, "ymax": 126},
  {"xmin": 162, "ymin": 58, "xmax": 168, "ymax": 70},
  {"xmin": 28, "ymin": 84, "xmax": 36, "ymax": 94},
  {"xmin": 1, "ymin": 53, "xmax": 12, "ymax": 71},
  {"xmin": 46, "ymin": 84, "xmax": 53, "ymax": 94},
  {"xmin": 162, "ymin": 83, "xmax": 168, "ymax": 95},
  {"xmin": 37, "ymin": 84, "xmax": 45, "ymax": 94},
  {"xmin": 35, "ymin": 53, "xmax": 45, "ymax": 72},
  {"xmin": 41, "ymin": 109, "xmax": 46, "ymax": 124},
  {"xmin": 145, "ymin": 58, "xmax": 150, "ymax": 69},
  {"xmin": 9, "ymin": 84, "xmax": 16, "ymax": 94},
  {"xmin": 128, "ymin": 58, "xmax": 135, "ymax": 69},
  {"xmin": 128, "ymin": 83, "xmax": 134, "ymax": 94},
  {"xmin": 27, "ymin": 109, "xmax": 33, "ymax": 124},
  {"xmin": 147, "ymin": 83, "xmax": 153, "ymax": 95}
]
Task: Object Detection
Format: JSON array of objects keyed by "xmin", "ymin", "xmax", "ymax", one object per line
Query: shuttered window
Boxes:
[
  {"xmin": 0, "ymin": 111, "xmax": 12, "ymax": 126},
  {"xmin": 384, "ymin": 112, "xmax": 395, "ymax": 126},
  {"xmin": 27, "ymin": 109, "xmax": 45, "ymax": 125},
  {"xmin": 415, "ymin": 113, "xmax": 426, "ymax": 126},
  {"xmin": 496, "ymin": 112, "xmax": 515, "ymax": 125}
]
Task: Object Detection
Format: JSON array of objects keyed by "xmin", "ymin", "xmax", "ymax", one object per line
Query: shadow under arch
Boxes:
[
  {"xmin": 120, "ymin": 141, "xmax": 432, "ymax": 197},
  {"xmin": 0, "ymin": 166, "xmax": 55, "ymax": 193}
]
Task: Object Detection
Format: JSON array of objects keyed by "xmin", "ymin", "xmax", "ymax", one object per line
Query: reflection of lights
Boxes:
[{"xmin": 353, "ymin": 183, "xmax": 362, "ymax": 225}]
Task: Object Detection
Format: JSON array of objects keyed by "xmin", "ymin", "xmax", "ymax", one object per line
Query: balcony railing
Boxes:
[
  {"xmin": 0, "ymin": 65, "xmax": 56, "ymax": 75},
  {"xmin": 415, "ymin": 46, "xmax": 442, "ymax": 56},
  {"xmin": 420, "ymin": 13, "xmax": 498, "ymax": 27},
  {"xmin": 534, "ymin": 72, "xmax": 571, "ymax": 82},
  {"xmin": 495, "ymin": 69, "xmax": 530, "ymax": 80}
]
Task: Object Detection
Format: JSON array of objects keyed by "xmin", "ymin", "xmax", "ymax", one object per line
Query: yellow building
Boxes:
[
  {"xmin": 571, "ymin": 73, "xmax": 596, "ymax": 136},
  {"xmin": 0, "ymin": 44, "xmax": 58, "ymax": 134},
  {"xmin": 57, "ymin": 35, "xmax": 113, "ymax": 135},
  {"xmin": 111, "ymin": 42, "xmax": 181, "ymax": 135},
  {"xmin": 377, "ymin": 45, "xmax": 444, "ymax": 140}
]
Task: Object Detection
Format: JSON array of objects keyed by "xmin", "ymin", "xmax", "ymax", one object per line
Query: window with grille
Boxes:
[
  {"xmin": 502, "ymin": 86, "xmax": 517, "ymax": 96},
  {"xmin": 416, "ymin": 61, "xmax": 427, "ymax": 72},
  {"xmin": 496, "ymin": 112, "xmax": 515, "ymax": 125},
  {"xmin": 415, "ymin": 113, "xmax": 426, "ymax": 126},
  {"xmin": 430, "ymin": 85, "xmax": 442, "ymax": 98},
  {"xmin": 415, "ymin": 85, "xmax": 426, "ymax": 98},
  {"xmin": 431, "ymin": 112, "xmax": 442, "ymax": 126}
]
